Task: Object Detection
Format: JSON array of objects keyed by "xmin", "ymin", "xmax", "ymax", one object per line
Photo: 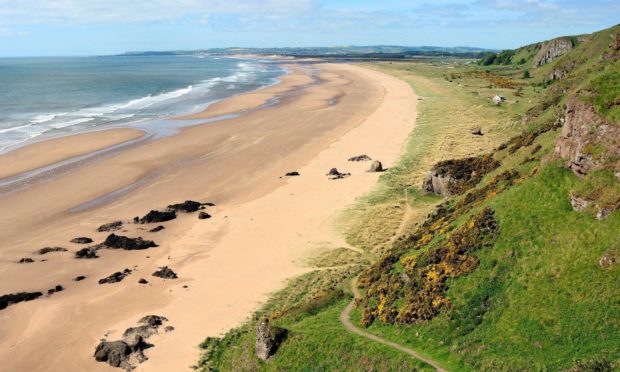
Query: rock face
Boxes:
[
  {"xmin": 534, "ymin": 37, "xmax": 573, "ymax": 67},
  {"xmin": 71, "ymin": 237, "xmax": 93, "ymax": 244},
  {"xmin": 0, "ymin": 291, "xmax": 43, "ymax": 310},
  {"xmin": 422, "ymin": 155, "xmax": 500, "ymax": 197},
  {"xmin": 99, "ymin": 269, "xmax": 132, "ymax": 284},
  {"xmin": 152, "ymin": 266, "xmax": 178, "ymax": 279},
  {"xmin": 255, "ymin": 319, "xmax": 287, "ymax": 361},
  {"xmin": 166, "ymin": 200, "xmax": 204, "ymax": 213},
  {"xmin": 368, "ymin": 160, "xmax": 383, "ymax": 172},
  {"xmin": 98, "ymin": 221, "xmax": 123, "ymax": 232},
  {"xmin": 38, "ymin": 247, "xmax": 68, "ymax": 255},
  {"xmin": 94, "ymin": 315, "xmax": 171, "ymax": 370},
  {"xmin": 104, "ymin": 234, "xmax": 158, "ymax": 250},
  {"xmin": 348, "ymin": 154, "xmax": 372, "ymax": 162},
  {"xmin": 138, "ymin": 210, "xmax": 176, "ymax": 224},
  {"xmin": 555, "ymin": 98, "xmax": 620, "ymax": 177}
]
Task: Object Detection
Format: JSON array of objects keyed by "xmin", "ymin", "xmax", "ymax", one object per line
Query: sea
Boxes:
[{"xmin": 0, "ymin": 55, "xmax": 286, "ymax": 152}]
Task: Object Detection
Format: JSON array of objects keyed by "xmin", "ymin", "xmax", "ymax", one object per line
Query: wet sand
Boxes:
[{"xmin": 0, "ymin": 63, "xmax": 417, "ymax": 371}]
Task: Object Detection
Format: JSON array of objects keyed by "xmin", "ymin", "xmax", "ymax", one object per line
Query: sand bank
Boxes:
[{"xmin": 0, "ymin": 63, "xmax": 417, "ymax": 371}]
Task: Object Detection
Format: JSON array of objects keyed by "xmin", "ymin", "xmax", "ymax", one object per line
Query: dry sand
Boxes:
[{"xmin": 0, "ymin": 63, "xmax": 417, "ymax": 371}]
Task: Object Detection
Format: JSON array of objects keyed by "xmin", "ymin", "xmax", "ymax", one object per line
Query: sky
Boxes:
[{"xmin": 0, "ymin": 0, "xmax": 618, "ymax": 57}]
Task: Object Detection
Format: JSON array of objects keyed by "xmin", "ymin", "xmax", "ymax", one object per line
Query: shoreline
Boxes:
[{"xmin": 0, "ymin": 63, "xmax": 418, "ymax": 371}]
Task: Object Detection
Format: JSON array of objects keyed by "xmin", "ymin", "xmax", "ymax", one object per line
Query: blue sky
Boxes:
[{"xmin": 0, "ymin": 0, "xmax": 618, "ymax": 57}]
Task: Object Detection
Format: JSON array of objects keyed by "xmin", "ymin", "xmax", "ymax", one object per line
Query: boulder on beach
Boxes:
[
  {"xmin": 152, "ymin": 266, "xmax": 178, "ymax": 279},
  {"xmin": 285, "ymin": 171, "xmax": 300, "ymax": 177},
  {"xmin": 74, "ymin": 275, "xmax": 87, "ymax": 282},
  {"xmin": 471, "ymin": 127, "xmax": 484, "ymax": 136},
  {"xmin": 327, "ymin": 168, "xmax": 351, "ymax": 180},
  {"xmin": 75, "ymin": 247, "xmax": 99, "ymax": 259},
  {"xmin": 166, "ymin": 200, "xmax": 204, "ymax": 213},
  {"xmin": 98, "ymin": 269, "xmax": 132, "ymax": 284},
  {"xmin": 70, "ymin": 237, "xmax": 93, "ymax": 244},
  {"xmin": 368, "ymin": 160, "xmax": 383, "ymax": 172},
  {"xmin": 198, "ymin": 212, "xmax": 211, "ymax": 220},
  {"xmin": 138, "ymin": 278, "xmax": 149, "ymax": 284},
  {"xmin": 38, "ymin": 246, "xmax": 68, "ymax": 255},
  {"xmin": 104, "ymin": 234, "xmax": 158, "ymax": 250},
  {"xmin": 149, "ymin": 225, "xmax": 165, "ymax": 233},
  {"xmin": 255, "ymin": 318, "xmax": 288, "ymax": 361},
  {"xmin": 94, "ymin": 314, "xmax": 171, "ymax": 370},
  {"xmin": 18, "ymin": 258, "xmax": 34, "ymax": 264},
  {"xmin": 97, "ymin": 221, "xmax": 123, "ymax": 232},
  {"xmin": 348, "ymin": 154, "xmax": 372, "ymax": 162},
  {"xmin": 138, "ymin": 210, "xmax": 176, "ymax": 224},
  {"xmin": 47, "ymin": 285, "xmax": 64, "ymax": 295},
  {"xmin": 0, "ymin": 291, "xmax": 44, "ymax": 311}
]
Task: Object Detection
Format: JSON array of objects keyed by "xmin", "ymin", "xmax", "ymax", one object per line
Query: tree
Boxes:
[{"xmin": 523, "ymin": 70, "xmax": 531, "ymax": 79}]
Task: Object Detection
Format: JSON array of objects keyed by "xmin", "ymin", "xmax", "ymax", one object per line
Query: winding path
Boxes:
[{"xmin": 339, "ymin": 277, "xmax": 448, "ymax": 371}]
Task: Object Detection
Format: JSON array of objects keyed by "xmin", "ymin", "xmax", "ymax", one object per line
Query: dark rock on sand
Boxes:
[
  {"xmin": 138, "ymin": 278, "xmax": 149, "ymax": 284},
  {"xmin": 94, "ymin": 315, "xmax": 170, "ymax": 370},
  {"xmin": 327, "ymin": 168, "xmax": 351, "ymax": 180},
  {"xmin": 470, "ymin": 127, "xmax": 484, "ymax": 136},
  {"xmin": 70, "ymin": 237, "xmax": 93, "ymax": 244},
  {"xmin": 285, "ymin": 171, "xmax": 300, "ymax": 176},
  {"xmin": 348, "ymin": 154, "xmax": 372, "ymax": 162},
  {"xmin": 203, "ymin": 202, "xmax": 216, "ymax": 207},
  {"xmin": 166, "ymin": 200, "xmax": 204, "ymax": 213},
  {"xmin": 255, "ymin": 318, "xmax": 288, "ymax": 361},
  {"xmin": 38, "ymin": 247, "xmax": 68, "ymax": 255},
  {"xmin": 138, "ymin": 210, "xmax": 176, "ymax": 224},
  {"xmin": 104, "ymin": 234, "xmax": 157, "ymax": 250},
  {"xmin": 99, "ymin": 269, "xmax": 132, "ymax": 285},
  {"xmin": 0, "ymin": 291, "xmax": 43, "ymax": 310},
  {"xmin": 75, "ymin": 246, "xmax": 100, "ymax": 259},
  {"xmin": 74, "ymin": 276, "xmax": 87, "ymax": 282},
  {"xmin": 97, "ymin": 221, "xmax": 123, "ymax": 232},
  {"xmin": 18, "ymin": 258, "xmax": 34, "ymax": 263},
  {"xmin": 198, "ymin": 212, "xmax": 211, "ymax": 220},
  {"xmin": 48, "ymin": 285, "xmax": 64, "ymax": 295},
  {"xmin": 149, "ymin": 225, "xmax": 165, "ymax": 233},
  {"xmin": 368, "ymin": 160, "xmax": 383, "ymax": 172},
  {"xmin": 152, "ymin": 266, "xmax": 178, "ymax": 279}
]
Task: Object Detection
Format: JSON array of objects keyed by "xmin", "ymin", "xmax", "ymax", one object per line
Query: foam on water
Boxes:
[{"xmin": 0, "ymin": 57, "xmax": 285, "ymax": 152}]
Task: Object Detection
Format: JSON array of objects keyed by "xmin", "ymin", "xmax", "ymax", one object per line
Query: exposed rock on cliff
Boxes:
[
  {"xmin": 422, "ymin": 155, "xmax": 500, "ymax": 197},
  {"xmin": 555, "ymin": 99, "xmax": 620, "ymax": 176},
  {"xmin": 534, "ymin": 37, "xmax": 574, "ymax": 67},
  {"xmin": 255, "ymin": 319, "xmax": 287, "ymax": 361}
]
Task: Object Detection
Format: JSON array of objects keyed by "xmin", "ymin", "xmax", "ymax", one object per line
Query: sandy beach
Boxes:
[{"xmin": 0, "ymin": 62, "xmax": 417, "ymax": 371}]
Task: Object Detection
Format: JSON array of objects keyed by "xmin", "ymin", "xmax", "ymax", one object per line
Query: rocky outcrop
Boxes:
[
  {"xmin": 422, "ymin": 155, "xmax": 500, "ymax": 197},
  {"xmin": 166, "ymin": 200, "xmax": 204, "ymax": 213},
  {"xmin": 602, "ymin": 31, "xmax": 620, "ymax": 60},
  {"xmin": 368, "ymin": 160, "xmax": 383, "ymax": 172},
  {"xmin": 555, "ymin": 98, "xmax": 620, "ymax": 176},
  {"xmin": 534, "ymin": 37, "xmax": 573, "ymax": 67},
  {"xmin": 99, "ymin": 269, "xmax": 132, "ymax": 284},
  {"xmin": 75, "ymin": 247, "xmax": 99, "ymax": 259},
  {"xmin": 255, "ymin": 319, "xmax": 287, "ymax": 361},
  {"xmin": 94, "ymin": 315, "xmax": 171, "ymax": 370},
  {"xmin": 37, "ymin": 246, "xmax": 68, "ymax": 255},
  {"xmin": 137, "ymin": 210, "xmax": 176, "ymax": 224},
  {"xmin": 327, "ymin": 168, "xmax": 350, "ymax": 180},
  {"xmin": 104, "ymin": 234, "xmax": 157, "ymax": 250},
  {"xmin": 149, "ymin": 226, "xmax": 165, "ymax": 233},
  {"xmin": 152, "ymin": 266, "xmax": 177, "ymax": 279},
  {"xmin": 598, "ymin": 252, "xmax": 616, "ymax": 269},
  {"xmin": 348, "ymin": 154, "xmax": 372, "ymax": 161},
  {"xmin": 570, "ymin": 195, "xmax": 592, "ymax": 212},
  {"xmin": 71, "ymin": 237, "xmax": 93, "ymax": 244},
  {"xmin": 0, "ymin": 291, "xmax": 43, "ymax": 310},
  {"xmin": 98, "ymin": 221, "xmax": 123, "ymax": 232}
]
